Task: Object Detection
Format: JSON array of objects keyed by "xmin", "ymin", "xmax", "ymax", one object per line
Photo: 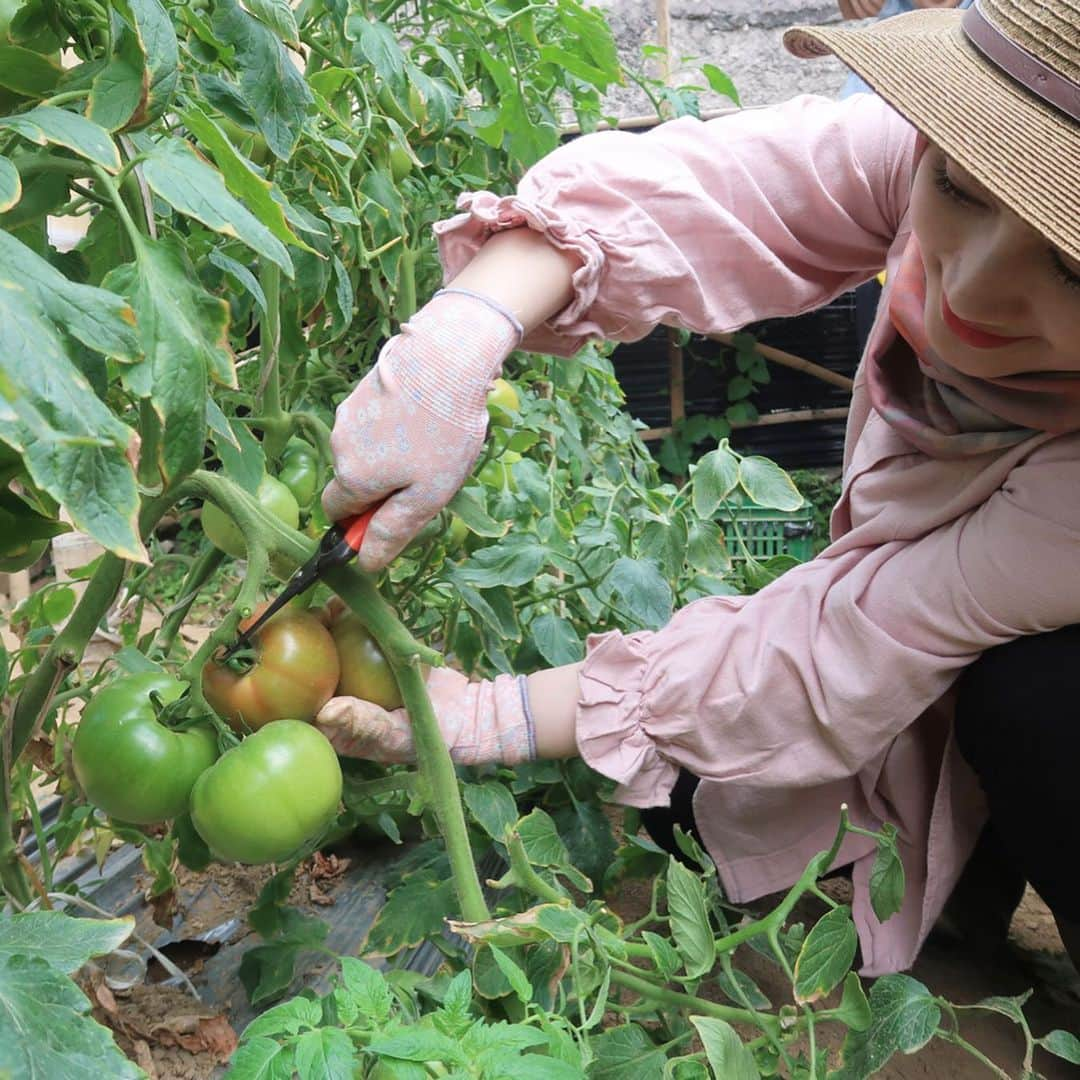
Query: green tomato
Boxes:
[
  {"xmin": 446, "ymin": 514, "xmax": 469, "ymax": 551},
  {"xmin": 388, "ymin": 141, "xmax": 412, "ymax": 182},
  {"xmin": 190, "ymin": 719, "xmax": 343, "ymax": 864},
  {"xmin": 477, "ymin": 449, "xmax": 521, "ymax": 491},
  {"xmin": 277, "ymin": 439, "xmax": 319, "ymax": 511},
  {"xmin": 201, "ymin": 474, "xmax": 299, "ymax": 558},
  {"xmin": 72, "ymin": 673, "xmax": 219, "ymax": 825},
  {"xmin": 486, "ymin": 378, "xmax": 519, "ymax": 427}
]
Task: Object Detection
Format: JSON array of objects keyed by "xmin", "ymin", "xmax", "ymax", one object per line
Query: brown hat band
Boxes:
[{"xmin": 962, "ymin": 1, "xmax": 1080, "ymax": 121}]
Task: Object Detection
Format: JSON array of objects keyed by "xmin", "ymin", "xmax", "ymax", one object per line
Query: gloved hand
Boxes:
[
  {"xmin": 315, "ymin": 666, "xmax": 536, "ymax": 766},
  {"xmin": 322, "ymin": 288, "xmax": 523, "ymax": 572}
]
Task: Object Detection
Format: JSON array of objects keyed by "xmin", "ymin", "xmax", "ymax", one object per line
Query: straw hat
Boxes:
[{"xmin": 784, "ymin": 0, "xmax": 1080, "ymax": 262}]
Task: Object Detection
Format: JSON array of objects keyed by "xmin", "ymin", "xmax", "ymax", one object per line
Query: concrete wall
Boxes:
[{"xmin": 595, "ymin": 0, "xmax": 850, "ymax": 116}]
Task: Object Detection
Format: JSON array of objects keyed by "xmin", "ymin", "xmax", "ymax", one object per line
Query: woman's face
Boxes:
[{"xmin": 909, "ymin": 146, "xmax": 1080, "ymax": 378}]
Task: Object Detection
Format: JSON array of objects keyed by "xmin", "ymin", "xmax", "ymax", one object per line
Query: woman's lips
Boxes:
[{"xmin": 941, "ymin": 294, "xmax": 1033, "ymax": 349}]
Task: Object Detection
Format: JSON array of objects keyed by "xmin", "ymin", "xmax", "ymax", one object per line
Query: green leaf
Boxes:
[
  {"xmin": 0, "ymin": 283, "xmax": 144, "ymax": 561},
  {"xmin": 367, "ymin": 1029, "xmax": 462, "ymax": 1064},
  {"xmin": 104, "ymin": 237, "xmax": 234, "ymax": 485},
  {"xmin": 686, "ymin": 519, "xmax": 731, "ymax": 576},
  {"xmin": 292, "ymin": 1027, "xmax": 357, "ymax": 1078},
  {"xmin": 714, "ymin": 967, "xmax": 771, "ymax": 1010},
  {"xmin": 182, "ymin": 106, "xmax": 314, "ymax": 253},
  {"xmin": 463, "ymin": 781, "xmax": 519, "ymax": 842},
  {"xmin": 869, "ymin": 827, "xmax": 905, "ymax": 923},
  {"xmin": 529, "ymin": 611, "xmax": 583, "ymax": 666},
  {"xmin": 113, "ymin": 0, "xmax": 179, "ymax": 123},
  {"xmin": 690, "ymin": 446, "xmax": 740, "ymax": 518},
  {"xmin": 347, "ymin": 18, "xmax": 405, "ymax": 80},
  {"xmin": 363, "ymin": 875, "xmax": 457, "ymax": 956},
  {"xmin": 88, "ymin": 26, "xmax": 147, "ymax": 131},
  {"xmin": 339, "ymin": 956, "xmax": 394, "ymax": 1025},
  {"xmin": 639, "ymin": 515, "xmax": 688, "ymax": 579},
  {"xmin": 0, "ymin": 157, "xmax": 20, "ymax": 213},
  {"xmin": 589, "ymin": 1024, "xmax": 667, "ymax": 1080},
  {"xmin": 209, "ymin": 250, "xmax": 268, "ymax": 313},
  {"xmin": 213, "ymin": 0, "xmax": 313, "ymax": 161},
  {"xmin": 141, "ymin": 138, "xmax": 293, "ymax": 276},
  {"xmin": 689, "ymin": 1016, "xmax": 759, "ymax": 1079},
  {"xmin": 738, "ymin": 456, "xmax": 803, "ymax": 512},
  {"xmin": 0, "ymin": 105, "xmax": 120, "ymax": 170},
  {"xmin": 0, "ymin": 230, "xmax": 140, "ymax": 361},
  {"xmin": 244, "ymin": 0, "xmax": 299, "ymax": 44},
  {"xmin": 702, "ymin": 63, "xmax": 740, "ymax": 105},
  {"xmin": 538, "ymin": 44, "xmax": 610, "ymax": 88},
  {"xmin": 551, "ymin": 800, "xmax": 615, "ymax": 889},
  {"xmin": 515, "ymin": 809, "xmax": 570, "ymax": 867},
  {"xmin": 0, "ymin": 954, "xmax": 144, "ymax": 1079},
  {"xmin": 642, "ymin": 930, "xmax": 681, "ymax": 981},
  {"xmin": 602, "ymin": 557, "xmax": 673, "ymax": 630},
  {"xmin": 833, "ymin": 972, "xmax": 872, "ymax": 1032},
  {"xmin": 1038, "ymin": 1029, "xmax": 1080, "ymax": 1064},
  {"xmin": 240, "ymin": 995, "xmax": 322, "ymax": 1041},
  {"xmin": 221, "ymin": 1034, "xmax": 294, "ymax": 1079},
  {"xmin": 833, "ymin": 974, "xmax": 940, "ymax": 1080},
  {"xmin": 666, "ymin": 857, "xmax": 715, "ymax": 978},
  {"xmin": 488, "ymin": 944, "xmax": 533, "ymax": 1004},
  {"xmin": 211, "ymin": 410, "xmax": 265, "ymax": 495},
  {"xmin": 793, "ymin": 905, "xmax": 858, "ymax": 1004},
  {"xmin": 0, "ymin": 44, "xmax": 61, "ymax": 96},
  {"xmin": 456, "ymin": 534, "xmax": 547, "ymax": 589},
  {"xmin": 41, "ymin": 585, "xmax": 75, "ymax": 625},
  {"xmin": 0, "ymin": 911, "xmax": 134, "ymax": 973},
  {"xmin": 447, "ymin": 488, "xmax": 506, "ymax": 537}
]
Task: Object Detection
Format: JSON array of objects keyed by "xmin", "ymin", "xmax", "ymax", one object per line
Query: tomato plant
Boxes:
[
  {"xmin": 203, "ymin": 606, "xmax": 340, "ymax": 731},
  {"xmin": 190, "ymin": 719, "xmax": 342, "ymax": 864},
  {"xmin": 71, "ymin": 672, "xmax": 218, "ymax": 825}
]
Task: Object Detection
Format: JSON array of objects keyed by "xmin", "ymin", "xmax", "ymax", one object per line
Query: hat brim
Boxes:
[{"xmin": 784, "ymin": 10, "xmax": 1080, "ymax": 262}]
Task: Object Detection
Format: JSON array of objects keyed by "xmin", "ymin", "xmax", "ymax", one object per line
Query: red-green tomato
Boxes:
[
  {"xmin": 201, "ymin": 474, "xmax": 299, "ymax": 558},
  {"xmin": 190, "ymin": 720, "xmax": 342, "ymax": 864},
  {"xmin": 72, "ymin": 673, "xmax": 219, "ymax": 825},
  {"xmin": 326, "ymin": 610, "xmax": 403, "ymax": 709},
  {"xmin": 203, "ymin": 606, "xmax": 340, "ymax": 732},
  {"xmin": 486, "ymin": 378, "xmax": 519, "ymax": 427}
]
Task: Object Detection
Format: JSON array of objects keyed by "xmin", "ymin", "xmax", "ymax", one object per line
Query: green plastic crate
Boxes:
[{"xmin": 720, "ymin": 494, "xmax": 816, "ymax": 562}]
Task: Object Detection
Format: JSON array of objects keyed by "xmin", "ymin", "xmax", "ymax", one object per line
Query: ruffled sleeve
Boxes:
[{"xmin": 435, "ymin": 92, "xmax": 919, "ymax": 357}]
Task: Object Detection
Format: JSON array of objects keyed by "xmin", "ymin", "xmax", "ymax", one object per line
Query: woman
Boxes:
[{"xmin": 317, "ymin": 0, "xmax": 1080, "ymax": 978}]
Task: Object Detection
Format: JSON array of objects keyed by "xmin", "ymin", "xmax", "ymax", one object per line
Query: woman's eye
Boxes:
[
  {"xmin": 932, "ymin": 165, "xmax": 981, "ymax": 208},
  {"xmin": 1051, "ymin": 249, "xmax": 1080, "ymax": 291}
]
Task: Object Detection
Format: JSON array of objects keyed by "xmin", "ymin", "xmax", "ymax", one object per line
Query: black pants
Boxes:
[{"xmin": 641, "ymin": 626, "xmax": 1080, "ymax": 925}]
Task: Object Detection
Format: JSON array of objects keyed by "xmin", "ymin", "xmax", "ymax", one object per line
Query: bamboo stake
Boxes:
[
  {"xmin": 640, "ymin": 405, "xmax": 850, "ymax": 442},
  {"xmin": 710, "ymin": 332, "xmax": 855, "ymax": 392}
]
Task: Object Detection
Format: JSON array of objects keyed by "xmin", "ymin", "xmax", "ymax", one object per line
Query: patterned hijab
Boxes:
[{"xmin": 865, "ymin": 234, "xmax": 1080, "ymax": 458}]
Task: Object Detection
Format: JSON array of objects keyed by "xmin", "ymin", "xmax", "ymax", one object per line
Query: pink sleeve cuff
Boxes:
[
  {"xmin": 433, "ymin": 191, "xmax": 607, "ymax": 358},
  {"xmin": 575, "ymin": 630, "xmax": 680, "ymax": 808}
]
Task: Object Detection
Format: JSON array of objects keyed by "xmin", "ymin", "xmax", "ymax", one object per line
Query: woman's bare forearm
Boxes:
[
  {"xmin": 526, "ymin": 662, "xmax": 584, "ymax": 758},
  {"xmin": 447, "ymin": 227, "xmax": 580, "ymax": 334}
]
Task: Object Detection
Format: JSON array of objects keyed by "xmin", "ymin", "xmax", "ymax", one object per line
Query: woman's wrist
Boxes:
[
  {"xmin": 524, "ymin": 662, "xmax": 584, "ymax": 759},
  {"xmin": 447, "ymin": 227, "xmax": 581, "ymax": 335}
]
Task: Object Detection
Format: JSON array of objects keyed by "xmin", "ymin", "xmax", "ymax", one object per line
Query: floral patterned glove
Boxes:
[
  {"xmin": 314, "ymin": 666, "xmax": 536, "ymax": 766},
  {"xmin": 322, "ymin": 288, "xmax": 523, "ymax": 571}
]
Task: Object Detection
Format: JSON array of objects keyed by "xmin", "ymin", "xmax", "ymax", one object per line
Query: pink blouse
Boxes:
[{"xmin": 435, "ymin": 93, "xmax": 1080, "ymax": 975}]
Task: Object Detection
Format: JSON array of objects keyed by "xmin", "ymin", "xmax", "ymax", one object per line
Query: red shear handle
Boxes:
[{"xmin": 338, "ymin": 500, "xmax": 386, "ymax": 554}]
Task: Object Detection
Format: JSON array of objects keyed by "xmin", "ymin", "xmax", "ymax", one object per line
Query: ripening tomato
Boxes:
[
  {"xmin": 325, "ymin": 608, "xmax": 404, "ymax": 709},
  {"xmin": 190, "ymin": 720, "xmax": 342, "ymax": 864},
  {"xmin": 72, "ymin": 673, "xmax": 219, "ymax": 824},
  {"xmin": 486, "ymin": 378, "xmax": 520, "ymax": 427},
  {"xmin": 203, "ymin": 606, "xmax": 340, "ymax": 732},
  {"xmin": 201, "ymin": 474, "xmax": 299, "ymax": 559}
]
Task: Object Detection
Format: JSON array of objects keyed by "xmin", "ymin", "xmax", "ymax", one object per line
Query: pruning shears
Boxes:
[{"xmin": 219, "ymin": 501, "xmax": 384, "ymax": 661}]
